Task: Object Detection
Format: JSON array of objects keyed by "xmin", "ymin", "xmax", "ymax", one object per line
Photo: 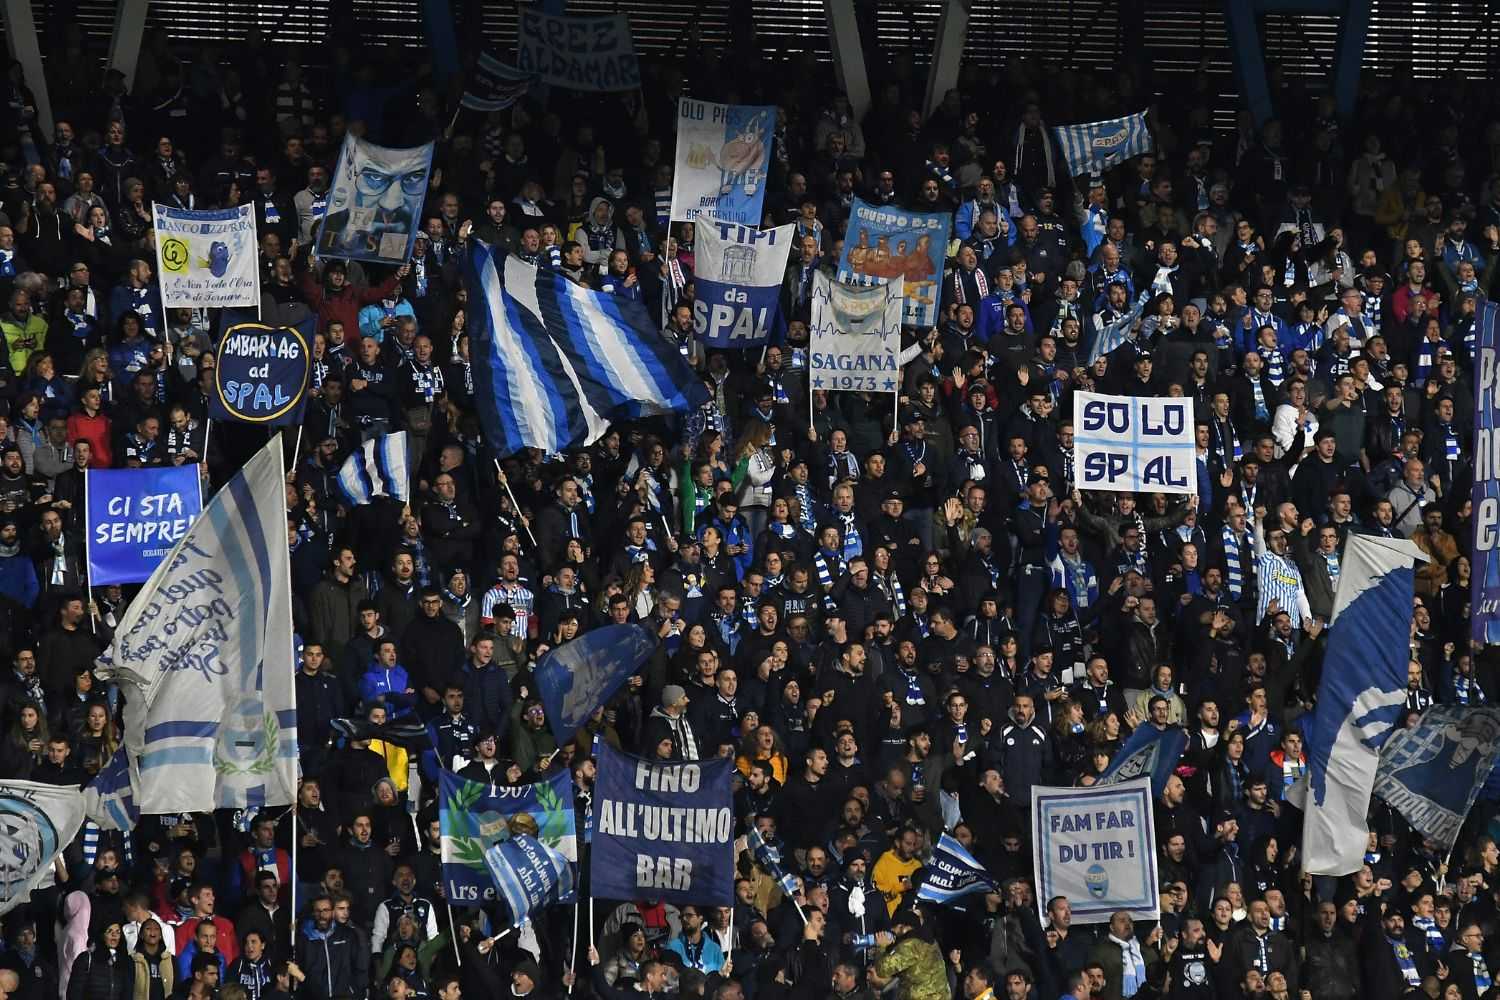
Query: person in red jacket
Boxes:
[
  {"xmin": 64, "ymin": 384, "xmax": 111, "ymax": 467},
  {"xmin": 174, "ymin": 882, "xmax": 241, "ymax": 965},
  {"xmin": 299, "ymin": 259, "xmax": 409, "ymax": 350}
]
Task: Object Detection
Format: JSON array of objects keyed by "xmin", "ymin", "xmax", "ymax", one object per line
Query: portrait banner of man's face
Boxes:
[{"xmin": 318, "ymin": 135, "xmax": 434, "ymax": 264}]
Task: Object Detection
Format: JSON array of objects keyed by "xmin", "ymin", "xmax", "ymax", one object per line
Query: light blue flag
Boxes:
[
  {"xmin": 484, "ymin": 832, "xmax": 575, "ymax": 928},
  {"xmin": 1099, "ymin": 724, "xmax": 1189, "ymax": 796},
  {"xmin": 1053, "ymin": 111, "xmax": 1152, "ymax": 176},
  {"xmin": 915, "ymin": 833, "xmax": 999, "ymax": 905},
  {"xmin": 82, "ymin": 746, "xmax": 139, "ymax": 832},
  {"xmin": 745, "ymin": 826, "xmax": 799, "ymax": 898},
  {"xmin": 464, "ymin": 244, "xmax": 710, "ymax": 457},
  {"xmin": 1302, "ymin": 535, "xmax": 1424, "ymax": 875},
  {"xmin": 336, "ymin": 431, "xmax": 410, "ymax": 505},
  {"xmin": 1374, "ymin": 705, "xmax": 1500, "ymax": 852},
  {"xmin": 536, "ymin": 624, "xmax": 656, "ymax": 744}
]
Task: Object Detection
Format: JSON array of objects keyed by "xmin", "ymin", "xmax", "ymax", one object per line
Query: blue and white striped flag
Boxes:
[
  {"xmin": 464, "ymin": 242, "xmax": 710, "ymax": 457},
  {"xmin": 461, "ymin": 52, "xmax": 535, "ymax": 111},
  {"xmin": 915, "ymin": 833, "xmax": 999, "ymax": 905},
  {"xmin": 336, "ymin": 431, "xmax": 410, "ymax": 505},
  {"xmin": 1053, "ymin": 111, "xmax": 1152, "ymax": 177},
  {"xmin": 484, "ymin": 833, "xmax": 575, "ymax": 928},
  {"xmin": 745, "ymin": 825, "xmax": 798, "ymax": 897},
  {"xmin": 94, "ymin": 436, "xmax": 300, "ymax": 814},
  {"xmin": 82, "ymin": 746, "xmax": 139, "ymax": 832}
]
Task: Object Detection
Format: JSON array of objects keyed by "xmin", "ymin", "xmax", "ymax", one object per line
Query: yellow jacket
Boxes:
[{"xmin": 872, "ymin": 850, "xmax": 921, "ymax": 915}]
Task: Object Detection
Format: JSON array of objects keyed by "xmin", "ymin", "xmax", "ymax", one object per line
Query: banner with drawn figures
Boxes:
[
  {"xmin": 208, "ymin": 321, "xmax": 313, "ymax": 426},
  {"xmin": 439, "ymin": 767, "xmax": 577, "ymax": 907},
  {"xmin": 1472, "ymin": 299, "xmax": 1500, "ymax": 645},
  {"xmin": 837, "ymin": 197, "xmax": 950, "ymax": 326},
  {"xmin": 670, "ymin": 99, "xmax": 775, "ymax": 226},
  {"xmin": 1073, "ymin": 391, "xmax": 1196, "ymax": 495},
  {"xmin": 153, "ymin": 205, "xmax": 259, "ymax": 308},
  {"xmin": 809, "ymin": 271, "xmax": 902, "ymax": 395},
  {"xmin": 318, "ymin": 135, "xmax": 435, "ymax": 264},
  {"xmin": 85, "ymin": 466, "xmax": 203, "ymax": 586},
  {"xmin": 515, "ymin": 11, "xmax": 640, "ymax": 92},
  {"xmin": 1032, "ymin": 777, "xmax": 1159, "ymax": 924},
  {"xmin": 692, "ymin": 219, "xmax": 796, "ymax": 348}
]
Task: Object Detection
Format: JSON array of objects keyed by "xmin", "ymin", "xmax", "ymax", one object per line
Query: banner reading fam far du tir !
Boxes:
[
  {"xmin": 1472, "ymin": 299, "xmax": 1500, "ymax": 645},
  {"xmin": 1032, "ymin": 776, "xmax": 1159, "ymax": 924},
  {"xmin": 1073, "ymin": 391, "xmax": 1196, "ymax": 496}
]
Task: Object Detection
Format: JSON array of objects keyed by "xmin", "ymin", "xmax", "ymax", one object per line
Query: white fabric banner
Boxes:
[
  {"xmin": 669, "ymin": 99, "xmax": 774, "ymax": 225},
  {"xmin": 0, "ymin": 780, "xmax": 85, "ymax": 916},
  {"xmin": 808, "ymin": 271, "xmax": 902, "ymax": 395},
  {"xmin": 95, "ymin": 436, "xmax": 298, "ymax": 814},
  {"xmin": 1074, "ymin": 391, "xmax": 1196, "ymax": 495},
  {"xmin": 691, "ymin": 218, "xmax": 795, "ymax": 348},
  {"xmin": 1032, "ymin": 777, "xmax": 1159, "ymax": 925},
  {"xmin": 153, "ymin": 204, "xmax": 260, "ymax": 308}
]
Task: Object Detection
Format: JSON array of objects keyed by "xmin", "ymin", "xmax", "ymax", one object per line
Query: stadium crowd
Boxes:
[{"xmin": 3, "ymin": 28, "xmax": 1500, "ymax": 1000}]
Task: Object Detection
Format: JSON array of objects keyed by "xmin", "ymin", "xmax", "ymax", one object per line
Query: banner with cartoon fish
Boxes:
[
  {"xmin": 670, "ymin": 98, "xmax": 774, "ymax": 226},
  {"xmin": 154, "ymin": 204, "xmax": 260, "ymax": 308}
]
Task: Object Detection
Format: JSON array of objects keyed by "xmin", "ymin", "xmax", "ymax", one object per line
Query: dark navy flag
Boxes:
[
  {"xmin": 1099, "ymin": 724, "xmax": 1188, "ymax": 796},
  {"xmin": 591, "ymin": 742, "xmax": 735, "ymax": 906},
  {"xmin": 915, "ymin": 833, "xmax": 1000, "ymax": 906},
  {"xmin": 536, "ymin": 624, "xmax": 656, "ymax": 744},
  {"xmin": 484, "ymin": 833, "xmax": 575, "ymax": 928},
  {"xmin": 461, "ymin": 52, "xmax": 535, "ymax": 111},
  {"xmin": 1374, "ymin": 705, "xmax": 1500, "ymax": 852}
]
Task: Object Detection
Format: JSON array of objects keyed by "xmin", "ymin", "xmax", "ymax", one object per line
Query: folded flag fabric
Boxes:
[
  {"xmin": 464, "ymin": 243, "xmax": 710, "ymax": 457},
  {"xmin": 915, "ymin": 833, "xmax": 1000, "ymax": 905},
  {"xmin": 337, "ymin": 431, "xmax": 410, "ymax": 505},
  {"xmin": 82, "ymin": 746, "xmax": 139, "ymax": 832},
  {"xmin": 745, "ymin": 825, "xmax": 799, "ymax": 897},
  {"xmin": 484, "ymin": 832, "xmax": 575, "ymax": 928}
]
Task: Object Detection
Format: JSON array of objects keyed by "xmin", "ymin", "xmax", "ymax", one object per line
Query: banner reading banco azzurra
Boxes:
[
  {"xmin": 591, "ymin": 742, "xmax": 735, "ymax": 905},
  {"xmin": 516, "ymin": 11, "xmax": 640, "ymax": 92},
  {"xmin": 1031, "ymin": 777, "xmax": 1159, "ymax": 925},
  {"xmin": 85, "ymin": 466, "xmax": 203, "ymax": 586},
  {"xmin": 837, "ymin": 197, "xmax": 950, "ymax": 327},
  {"xmin": 670, "ymin": 100, "xmax": 774, "ymax": 226},
  {"xmin": 318, "ymin": 135, "xmax": 434, "ymax": 264},
  {"xmin": 208, "ymin": 321, "xmax": 312, "ymax": 426},
  {"xmin": 1472, "ymin": 299, "xmax": 1500, "ymax": 645},
  {"xmin": 439, "ymin": 768, "xmax": 577, "ymax": 907},
  {"xmin": 153, "ymin": 204, "xmax": 259, "ymax": 308},
  {"xmin": 692, "ymin": 219, "xmax": 795, "ymax": 348}
]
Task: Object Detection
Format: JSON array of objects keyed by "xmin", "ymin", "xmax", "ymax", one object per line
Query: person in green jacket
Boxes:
[
  {"xmin": 0, "ymin": 288, "xmax": 47, "ymax": 376},
  {"xmin": 868, "ymin": 907, "xmax": 951, "ymax": 1000}
]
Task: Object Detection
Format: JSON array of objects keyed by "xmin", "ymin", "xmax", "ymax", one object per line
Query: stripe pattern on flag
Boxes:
[{"xmin": 336, "ymin": 432, "xmax": 411, "ymax": 505}]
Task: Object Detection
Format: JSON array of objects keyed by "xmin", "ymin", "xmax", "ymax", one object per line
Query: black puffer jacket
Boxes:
[{"xmin": 66, "ymin": 944, "xmax": 132, "ymax": 1000}]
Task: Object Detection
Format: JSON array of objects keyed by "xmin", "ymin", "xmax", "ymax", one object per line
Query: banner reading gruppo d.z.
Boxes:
[
  {"xmin": 1472, "ymin": 299, "xmax": 1500, "ymax": 645},
  {"xmin": 591, "ymin": 743, "xmax": 734, "ymax": 905},
  {"xmin": 837, "ymin": 197, "xmax": 950, "ymax": 327}
]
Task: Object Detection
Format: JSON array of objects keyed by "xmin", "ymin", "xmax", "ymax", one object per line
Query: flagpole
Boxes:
[
  {"xmin": 494, "ymin": 459, "xmax": 538, "ymax": 548},
  {"xmin": 567, "ymin": 902, "xmax": 581, "ymax": 996},
  {"xmin": 448, "ymin": 903, "xmax": 463, "ymax": 965}
]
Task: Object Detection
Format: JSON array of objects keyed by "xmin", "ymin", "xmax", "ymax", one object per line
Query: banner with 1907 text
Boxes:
[
  {"xmin": 1074, "ymin": 391, "xmax": 1196, "ymax": 495},
  {"xmin": 85, "ymin": 466, "xmax": 203, "ymax": 586},
  {"xmin": 439, "ymin": 767, "xmax": 577, "ymax": 907},
  {"xmin": 1032, "ymin": 777, "xmax": 1159, "ymax": 924},
  {"xmin": 591, "ymin": 742, "xmax": 734, "ymax": 905},
  {"xmin": 1472, "ymin": 300, "xmax": 1500, "ymax": 645}
]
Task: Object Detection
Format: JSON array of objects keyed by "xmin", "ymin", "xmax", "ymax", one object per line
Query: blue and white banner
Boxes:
[
  {"xmin": 461, "ymin": 51, "xmax": 534, "ymax": 111},
  {"xmin": 915, "ymin": 833, "xmax": 1000, "ymax": 906},
  {"xmin": 1099, "ymin": 724, "xmax": 1188, "ymax": 796},
  {"xmin": 1472, "ymin": 299, "xmax": 1500, "ymax": 645},
  {"xmin": 516, "ymin": 11, "xmax": 639, "ymax": 92},
  {"xmin": 592, "ymin": 742, "xmax": 735, "ymax": 906},
  {"xmin": 337, "ymin": 431, "xmax": 410, "ymax": 505},
  {"xmin": 464, "ymin": 244, "xmax": 709, "ymax": 457},
  {"xmin": 670, "ymin": 100, "xmax": 774, "ymax": 226},
  {"xmin": 93, "ymin": 437, "xmax": 299, "ymax": 814},
  {"xmin": 1053, "ymin": 111, "xmax": 1152, "ymax": 177},
  {"xmin": 1032, "ymin": 777, "xmax": 1159, "ymax": 925},
  {"xmin": 439, "ymin": 768, "xmax": 577, "ymax": 907},
  {"xmin": 1374, "ymin": 705, "xmax": 1500, "ymax": 852},
  {"xmin": 208, "ymin": 321, "xmax": 312, "ymax": 426},
  {"xmin": 318, "ymin": 135, "xmax": 435, "ymax": 264},
  {"xmin": 1302, "ymin": 534, "xmax": 1425, "ymax": 875},
  {"xmin": 485, "ymin": 833, "xmax": 575, "ymax": 928},
  {"xmin": 85, "ymin": 466, "xmax": 203, "ymax": 586},
  {"xmin": 744, "ymin": 826, "xmax": 799, "ymax": 898},
  {"xmin": 1074, "ymin": 391, "xmax": 1196, "ymax": 495},
  {"xmin": 83, "ymin": 746, "xmax": 140, "ymax": 832},
  {"xmin": 0, "ymin": 780, "xmax": 85, "ymax": 917},
  {"xmin": 837, "ymin": 197, "xmax": 950, "ymax": 327},
  {"xmin": 809, "ymin": 271, "xmax": 902, "ymax": 395},
  {"xmin": 153, "ymin": 204, "xmax": 259, "ymax": 309},
  {"xmin": 692, "ymin": 219, "xmax": 795, "ymax": 348},
  {"xmin": 536, "ymin": 624, "xmax": 656, "ymax": 744}
]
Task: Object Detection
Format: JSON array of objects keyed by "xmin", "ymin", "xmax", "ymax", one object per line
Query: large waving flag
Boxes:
[
  {"xmin": 1302, "ymin": 535, "xmax": 1424, "ymax": 875},
  {"xmin": 83, "ymin": 746, "xmax": 140, "ymax": 831},
  {"xmin": 915, "ymin": 833, "xmax": 1000, "ymax": 906},
  {"xmin": 484, "ymin": 833, "xmax": 575, "ymax": 928},
  {"xmin": 1374, "ymin": 705, "xmax": 1500, "ymax": 853},
  {"xmin": 535, "ymin": 624, "xmax": 656, "ymax": 744},
  {"xmin": 1053, "ymin": 111, "xmax": 1152, "ymax": 176},
  {"xmin": 1099, "ymin": 724, "xmax": 1188, "ymax": 796},
  {"xmin": 336, "ymin": 431, "xmax": 410, "ymax": 505},
  {"xmin": 0, "ymin": 780, "xmax": 85, "ymax": 916},
  {"xmin": 464, "ymin": 243, "xmax": 710, "ymax": 457},
  {"xmin": 461, "ymin": 52, "xmax": 535, "ymax": 111},
  {"xmin": 95, "ymin": 436, "xmax": 299, "ymax": 814}
]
